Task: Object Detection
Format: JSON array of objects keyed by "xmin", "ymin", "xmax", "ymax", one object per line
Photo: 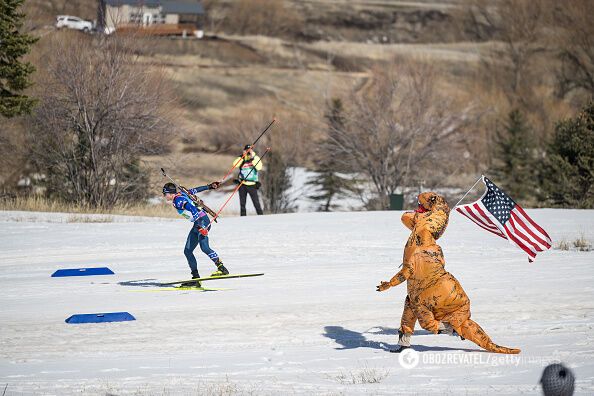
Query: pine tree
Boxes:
[
  {"xmin": 492, "ymin": 109, "xmax": 537, "ymax": 204},
  {"xmin": 541, "ymin": 102, "xmax": 594, "ymax": 208},
  {"xmin": 261, "ymin": 150, "xmax": 296, "ymax": 214},
  {"xmin": 0, "ymin": 0, "xmax": 38, "ymax": 118},
  {"xmin": 306, "ymin": 98, "xmax": 357, "ymax": 211}
]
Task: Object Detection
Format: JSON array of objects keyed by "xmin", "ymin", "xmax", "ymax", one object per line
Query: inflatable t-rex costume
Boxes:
[{"xmin": 377, "ymin": 192, "xmax": 520, "ymax": 354}]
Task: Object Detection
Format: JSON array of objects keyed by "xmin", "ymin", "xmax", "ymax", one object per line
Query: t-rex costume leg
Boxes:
[
  {"xmin": 400, "ymin": 295, "xmax": 417, "ymax": 337},
  {"xmin": 378, "ymin": 192, "xmax": 520, "ymax": 354}
]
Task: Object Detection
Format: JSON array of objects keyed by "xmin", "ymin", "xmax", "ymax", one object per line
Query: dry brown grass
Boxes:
[
  {"xmin": 333, "ymin": 366, "xmax": 390, "ymax": 384},
  {"xmin": 303, "ymin": 40, "xmax": 487, "ymax": 63},
  {"xmin": 224, "ymin": 0, "xmax": 304, "ymax": 38},
  {"xmin": 66, "ymin": 215, "xmax": 115, "ymax": 223},
  {"xmin": 0, "ymin": 196, "xmax": 178, "ymax": 219},
  {"xmin": 144, "ymin": 152, "xmax": 237, "ymax": 187},
  {"xmin": 573, "ymin": 235, "xmax": 593, "ymax": 252},
  {"xmin": 555, "ymin": 235, "xmax": 592, "ymax": 252}
]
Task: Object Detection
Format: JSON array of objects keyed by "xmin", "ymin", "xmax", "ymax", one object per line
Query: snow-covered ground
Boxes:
[{"xmin": 1, "ymin": 209, "xmax": 593, "ymax": 395}]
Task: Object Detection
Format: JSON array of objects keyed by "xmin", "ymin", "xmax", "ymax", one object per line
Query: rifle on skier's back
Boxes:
[{"xmin": 161, "ymin": 168, "xmax": 218, "ymax": 222}]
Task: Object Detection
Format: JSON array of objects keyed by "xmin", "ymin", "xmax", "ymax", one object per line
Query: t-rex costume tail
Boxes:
[{"xmin": 377, "ymin": 192, "xmax": 520, "ymax": 354}]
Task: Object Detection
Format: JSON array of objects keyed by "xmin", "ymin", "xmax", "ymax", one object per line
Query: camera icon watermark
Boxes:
[{"xmin": 398, "ymin": 348, "xmax": 420, "ymax": 369}]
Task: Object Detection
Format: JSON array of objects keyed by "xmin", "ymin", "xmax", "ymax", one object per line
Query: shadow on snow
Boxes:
[
  {"xmin": 323, "ymin": 326, "xmax": 480, "ymax": 353},
  {"xmin": 118, "ymin": 279, "xmax": 165, "ymax": 287}
]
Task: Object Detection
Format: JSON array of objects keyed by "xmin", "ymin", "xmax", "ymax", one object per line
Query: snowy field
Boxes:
[{"xmin": 1, "ymin": 209, "xmax": 593, "ymax": 395}]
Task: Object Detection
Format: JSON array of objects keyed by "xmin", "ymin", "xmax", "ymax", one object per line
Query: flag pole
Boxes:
[{"xmin": 453, "ymin": 175, "xmax": 484, "ymax": 208}]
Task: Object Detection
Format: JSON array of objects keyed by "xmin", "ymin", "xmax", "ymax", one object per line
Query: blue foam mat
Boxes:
[
  {"xmin": 51, "ymin": 267, "xmax": 114, "ymax": 277},
  {"xmin": 65, "ymin": 312, "xmax": 136, "ymax": 324}
]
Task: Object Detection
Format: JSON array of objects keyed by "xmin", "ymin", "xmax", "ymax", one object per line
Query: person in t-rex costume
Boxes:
[{"xmin": 377, "ymin": 192, "xmax": 520, "ymax": 354}]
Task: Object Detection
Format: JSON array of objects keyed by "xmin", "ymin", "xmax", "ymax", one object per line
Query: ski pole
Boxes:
[
  {"xmin": 218, "ymin": 118, "xmax": 276, "ymax": 183},
  {"xmin": 207, "ymin": 147, "xmax": 271, "ymax": 226},
  {"xmin": 161, "ymin": 167, "xmax": 219, "ymax": 222}
]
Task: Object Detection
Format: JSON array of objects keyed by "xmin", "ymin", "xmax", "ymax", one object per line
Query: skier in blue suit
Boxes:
[{"xmin": 163, "ymin": 181, "xmax": 229, "ymax": 286}]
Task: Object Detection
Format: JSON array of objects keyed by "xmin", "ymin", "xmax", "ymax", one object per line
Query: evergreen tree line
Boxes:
[
  {"xmin": 0, "ymin": 0, "xmax": 37, "ymax": 118},
  {"xmin": 492, "ymin": 103, "xmax": 593, "ymax": 209}
]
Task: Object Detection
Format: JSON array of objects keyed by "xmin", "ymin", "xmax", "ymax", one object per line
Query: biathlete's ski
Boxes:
[{"xmin": 160, "ymin": 273, "xmax": 264, "ymax": 286}]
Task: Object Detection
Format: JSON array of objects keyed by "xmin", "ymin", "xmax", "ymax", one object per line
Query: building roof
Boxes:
[
  {"xmin": 162, "ymin": 1, "xmax": 204, "ymax": 14},
  {"xmin": 104, "ymin": 0, "xmax": 204, "ymax": 14}
]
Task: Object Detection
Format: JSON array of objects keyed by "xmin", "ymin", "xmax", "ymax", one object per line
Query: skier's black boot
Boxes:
[
  {"xmin": 210, "ymin": 259, "xmax": 229, "ymax": 276},
  {"xmin": 180, "ymin": 273, "xmax": 201, "ymax": 287}
]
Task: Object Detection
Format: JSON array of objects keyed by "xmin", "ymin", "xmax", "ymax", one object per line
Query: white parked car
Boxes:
[{"xmin": 55, "ymin": 15, "xmax": 93, "ymax": 33}]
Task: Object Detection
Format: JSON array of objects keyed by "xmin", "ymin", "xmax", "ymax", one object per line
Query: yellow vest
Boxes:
[{"xmin": 233, "ymin": 155, "xmax": 263, "ymax": 186}]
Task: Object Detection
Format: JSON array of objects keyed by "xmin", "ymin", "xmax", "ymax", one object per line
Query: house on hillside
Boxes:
[{"xmin": 97, "ymin": 0, "xmax": 205, "ymax": 37}]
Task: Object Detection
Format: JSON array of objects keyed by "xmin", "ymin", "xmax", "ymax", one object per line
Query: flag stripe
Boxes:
[
  {"xmin": 508, "ymin": 216, "xmax": 541, "ymax": 253},
  {"xmin": 462, "ymin": 204, "xmax": 499, "ymax": 231},
  {"xmin": 456, "ymin": 207, "xmax": 505, "ymax": 238},
  {"xmin": 512, "ymin": 208, "xmax": 552, "ymax": 247},
  {"xmin": 514, "ymin": 205, "xmax": 552, "ymax": 243},
  {"xmin": 482, "ymin": 202, "xmax": 540, "ymax": 258},
  {"xmin": 504, "ymin": 223, "xmax": 537, "ymax": 258},
  {"xmin": 510, "ymin": 211, "xmax": 551, "ymax": 249},
  {"xmin": 468, "ymin": 203, "xmax": 500, "ymax": 231},
  {"xmin": 474, "ymin": 203, "xmax": 507, "ymax": 239}
]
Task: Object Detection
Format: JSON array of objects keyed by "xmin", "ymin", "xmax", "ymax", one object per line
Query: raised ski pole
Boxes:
[
  {"xmin": 160, "ymin": 167, "xmax": 219, "ymax": 222},
  {"xmin": 218, "ymin": 118, "xmax": 276, "ymax": 183},
  {"xmin": 207, "ymin": 147, "xmax": 271, "ymax": 226}
]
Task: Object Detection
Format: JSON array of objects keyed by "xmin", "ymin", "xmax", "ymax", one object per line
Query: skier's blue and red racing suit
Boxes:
[{"xmin": 172, "ymin": 185, "xmax": 219, "ymax": 278}]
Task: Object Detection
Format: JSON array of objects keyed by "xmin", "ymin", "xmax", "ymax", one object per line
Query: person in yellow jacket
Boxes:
[
  {"xmin": 377, "ymin": 192, "xmax": 520, "ymax": 354},
  {"xmin": 233, "ymin": 145, "xmax": 264, "ymax": 216}
]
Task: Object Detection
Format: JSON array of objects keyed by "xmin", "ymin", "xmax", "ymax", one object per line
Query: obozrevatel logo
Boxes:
[{"xmin": 398, "ymin": 348, "xmax": 420, "ymax": 369}]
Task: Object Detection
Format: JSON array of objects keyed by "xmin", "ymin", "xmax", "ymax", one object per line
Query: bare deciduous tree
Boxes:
[
  {"xmin": 260, "ymin": 150, "xmax": 296, "ymax": 214},
  {"xmin": 28, "ymin": 36, "xmax": 173, "ymax": 207},
  {"xmin": 326, "ymin": 61, "xmax": 471, "ymax": 210},
  {"xmin": 0, "ymin": 119, "xmax": 30, "ymax": 196},
  {"xmin": 544, "ymin": 0, "xmax": 594, "ymax": 98},
  {"xmin": 460, "ymin": 0, "xmax": 546, "ymax": 107}
]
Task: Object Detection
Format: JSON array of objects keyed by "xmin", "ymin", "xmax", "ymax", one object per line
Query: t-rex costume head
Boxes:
[{"xmin": 401, "ymin": 192, "xmax": 450, "ymax": 241}]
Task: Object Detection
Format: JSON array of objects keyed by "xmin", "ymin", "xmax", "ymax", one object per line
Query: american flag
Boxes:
[{"xmin": 455, "ymin": 176, "xmax": 552, "ymax": 262}]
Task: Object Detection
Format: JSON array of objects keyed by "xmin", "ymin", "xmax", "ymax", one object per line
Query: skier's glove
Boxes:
[
  {"xmin": 197, "ymin": 227, "xmax": 208, "ymax": 236},
  {"xmin": 376, "ymin": 281, "xmax": 391, "ymax": 292},
  {"xmin": 208, "ymin": 181, "xmax": 221, "ymax": 190}
]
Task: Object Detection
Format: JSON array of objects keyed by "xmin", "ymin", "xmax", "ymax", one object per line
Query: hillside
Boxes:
[
  {"xmin": 6, "ymin": 0, "xmax": 585, "ymax": 207},
  {"xmin": 18, "ymin": 0, "xmax": 485, "ymax": 189}
]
